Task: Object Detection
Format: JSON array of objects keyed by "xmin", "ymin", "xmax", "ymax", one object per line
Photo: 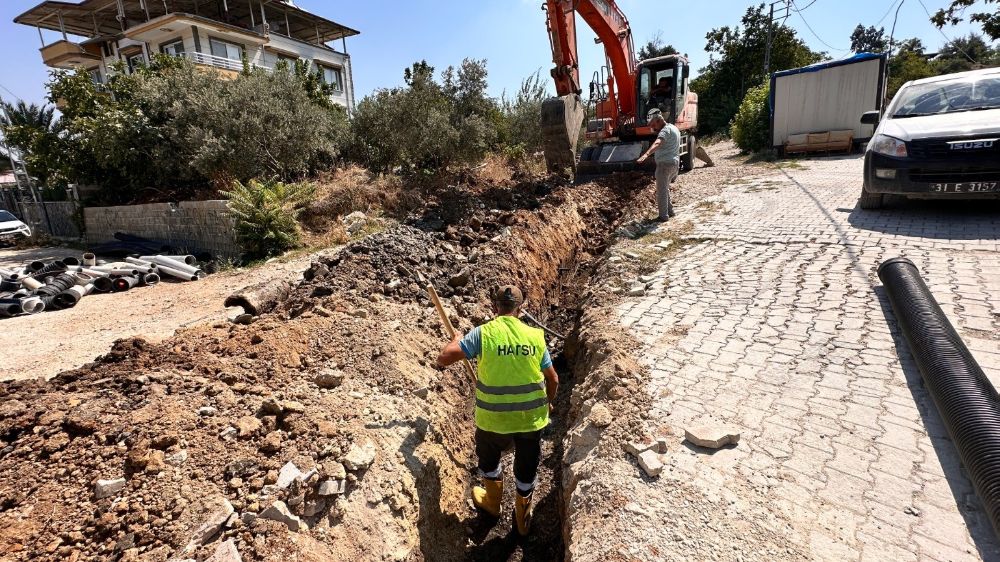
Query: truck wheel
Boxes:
[
  {"xmin": 682, "ymin": 135, "xmax": 696, "ymax": 171},
  {"xmin": 858, "ymin": 185, "xmax": 884, "ymax": 210}
]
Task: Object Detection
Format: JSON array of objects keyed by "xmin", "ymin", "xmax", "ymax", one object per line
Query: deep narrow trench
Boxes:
[{"xmin": 412, "ymin": 199, "xmax": 626, "ymax": 562}]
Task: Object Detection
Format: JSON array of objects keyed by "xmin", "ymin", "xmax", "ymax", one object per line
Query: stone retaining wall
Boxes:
[{"xmin": 83, "ymin": 200, "xmax": 239, "ymax": 257}]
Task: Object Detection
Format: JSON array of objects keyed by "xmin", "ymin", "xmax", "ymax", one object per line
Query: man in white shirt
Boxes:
[{"xmin": 636, "ymin": 108, "xmax": 680, "ymax": 221}]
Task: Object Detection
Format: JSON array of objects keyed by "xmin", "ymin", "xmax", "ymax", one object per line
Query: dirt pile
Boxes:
[{"xmin": 0, "ymin": 171, "xmax": 648, "ymax": 561}]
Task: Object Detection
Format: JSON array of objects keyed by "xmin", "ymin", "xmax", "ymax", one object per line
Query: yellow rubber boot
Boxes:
[
  {"xmin": 472, "ymin": 478, "xmax": 503, "ymax": 517},
  {"xmin": 515, "ymin": 493, "xmax": 533, "ymax": 536}
]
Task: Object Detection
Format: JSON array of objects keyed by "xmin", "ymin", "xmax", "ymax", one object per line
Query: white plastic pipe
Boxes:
[
  {"xmin": 82, "ymin": 253, "xmax": 97, "ymax": 266},
  {"xmin": 158, "ymin": 254, "xmax": 198, "ymax": 266},
  {"xmin": 19, "ymin": 296, "xmax": 45, "ymax": 314},
  {"xmin": 154, "ymin": 263, "xmax": 199, "ymax": 281},
  {"xmin": 20, "ymin": 277, "xmax": 43, "ymax": 291},
  {"xmin": 0, "ymin": 267, "xmax": 14, "ymax": 277},
  {"xmin": 90, "ymin": 266, "xmax": 146, "ymax": 276},
  {"xmin": 142, "ymin": 272, "xmax": 160, "ymax": 285},
  {"xmin": 139, "ymin": 256, "xmax": 201, "ymax": 276},
  {"xmin": 124, "ymin": 257, "xmax": 157, "ymax": 268}
]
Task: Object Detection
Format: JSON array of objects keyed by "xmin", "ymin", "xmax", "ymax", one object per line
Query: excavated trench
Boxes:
[
  {"xmin": 0, "ymin": 174, "xmax": 648, "ymax": 562},
  {"xmin": 408, "ymin": 177, "xmax": 644, "ymax": 561}
]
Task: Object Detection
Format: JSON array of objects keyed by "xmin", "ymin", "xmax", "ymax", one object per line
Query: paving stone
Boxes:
[{"xmin": 684, "ymin": 425, "xmax": 740, "ymax": 449}]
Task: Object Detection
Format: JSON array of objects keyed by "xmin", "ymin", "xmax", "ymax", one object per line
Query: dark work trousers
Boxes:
[{"xmin": 475, "ymin": 428, "xmax": 542, "ymax": 496}]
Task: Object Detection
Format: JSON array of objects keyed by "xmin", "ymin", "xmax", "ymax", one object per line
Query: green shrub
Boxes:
[
  {"xmin": 222, "ymin": 178, "xmax": 315, "ymax": 259},
  {"xmin": 730, "ymin": 82, "xmax": 771, "ymax": 153}
]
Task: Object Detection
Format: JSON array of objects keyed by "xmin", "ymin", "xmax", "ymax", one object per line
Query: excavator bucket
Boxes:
[
  {"xmin": 540, "ymin": 94, "xmax": 585, "ymax": 177},
  {"xmin": 575, "ymin": 141, "xmax": 654, "ymax": 183}
]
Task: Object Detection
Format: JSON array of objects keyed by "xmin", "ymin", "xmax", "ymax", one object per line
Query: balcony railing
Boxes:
[{"xmin": 186, "ymin": 52, "xmax": 270, "ymax": 73}]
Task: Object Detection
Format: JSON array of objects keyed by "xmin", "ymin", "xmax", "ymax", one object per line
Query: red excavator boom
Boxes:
[{"xmin": 540, "ymin": 0, "xmax": 700, "ymax": 178}]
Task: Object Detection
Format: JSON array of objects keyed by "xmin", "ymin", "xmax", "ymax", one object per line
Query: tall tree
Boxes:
[
  {"xmin": 690, "ymin": 4, "xmax": 823, "ymax": 135},
  {"xmin": 886, "ymin": 38, "xmax": 935, "ymax": 99},
  {"xmin": 850, "ymin": 24, "xmax": 889, "ymax": 53},
  {"xmin": 932, "ymin": 0, "xmax": 999, "ymax": 41},
  {"xmin": 934, "ymin": 33, "xmax": 998, "ymax": 73},
  {"xmin": 638, "ymin": 33, "xmax": 679, "ymax": 61}
]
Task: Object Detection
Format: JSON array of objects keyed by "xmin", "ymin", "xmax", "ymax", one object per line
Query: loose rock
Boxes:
[
  {"xmin": 94, "ymin": 478, "xmax": 126, "ymax": 499},
  {"xmin": 637, "ymin": 450, "xmax": 663, "ymax": 477},
  {"xmin": 260, "ymin": 501, "xmax": 306, "ymax": 532},
  {"xmin": 684, "ymin": 425, "xmax": 741, "ymax": 449},
  {"xmin": 343, "ymin": 440, "xmax": 377, "ymax": 471}
]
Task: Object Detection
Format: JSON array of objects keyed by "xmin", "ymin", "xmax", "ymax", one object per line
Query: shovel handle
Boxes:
[{"xmin": 427, "ymin": 284, "xmax": 477, "ymax": 380}]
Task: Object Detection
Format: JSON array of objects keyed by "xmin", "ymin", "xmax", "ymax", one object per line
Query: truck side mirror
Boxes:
[
  {"xmin": 860, "ymin": 111, "xmax": 880, "ymax": 125},
  {"xmin": 682, "ymin": 65, "xmax": 690, "ymax": 79}
]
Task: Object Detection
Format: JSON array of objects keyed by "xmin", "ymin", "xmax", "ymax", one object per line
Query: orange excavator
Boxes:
[{"xmin": 540, "ymin": 0, "xmax": 702, "ymax": 179}]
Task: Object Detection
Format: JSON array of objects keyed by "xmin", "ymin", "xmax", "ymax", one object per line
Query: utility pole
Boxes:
[{"xmin": 764, "ymin": 0, "xmax": 791, "ymax": 77}]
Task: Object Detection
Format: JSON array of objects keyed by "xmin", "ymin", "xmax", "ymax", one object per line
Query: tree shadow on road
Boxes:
[{"xmin": 875, "ymin": 286, "xmax": 1000, "ymax": 561}]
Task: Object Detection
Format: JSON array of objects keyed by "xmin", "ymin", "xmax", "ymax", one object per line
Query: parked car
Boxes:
[
  {"xmin": 0, "ymin": 210, "xmax": 31, "ymax": 243},
  {"xmin": 858, "ymin": 67, "xmax": 1000, "ymax": 209}
]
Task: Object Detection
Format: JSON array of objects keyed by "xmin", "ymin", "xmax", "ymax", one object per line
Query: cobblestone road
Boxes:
[{"xmin": 616, "ymin": 155, "xmax": 1000, "ymax": 561}]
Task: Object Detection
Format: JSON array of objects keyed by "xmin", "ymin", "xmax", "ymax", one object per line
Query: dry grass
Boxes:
[{"xmin": 299, "ymin": 165, "xmax": 419, "ymax": 235}]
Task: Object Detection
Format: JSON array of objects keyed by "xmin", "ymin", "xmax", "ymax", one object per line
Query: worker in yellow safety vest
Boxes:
[{"xmin": 437, "ymin": 285, "xmax": 559, "ymax": 536}]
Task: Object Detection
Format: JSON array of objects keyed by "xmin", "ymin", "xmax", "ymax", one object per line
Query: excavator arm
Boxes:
[{"xmin": 541, "ymin": 0, "xmax": 637, "ymax": 175}]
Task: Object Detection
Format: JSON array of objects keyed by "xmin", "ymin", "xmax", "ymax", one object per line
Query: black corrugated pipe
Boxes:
[
  {"xmin": 878, "ymin": 257, "xmax": 1000, "ymax": 537},
  {"xmin": 30, "ymin": 260, "xmax": 67, "ymax": 278},
  {"xmin": 0, "ymin": 299, "xmax": 22, "ymax": 317},
  {"xmin": 34, "ymin": 273, "xmax": 77, "ymax": 310}
]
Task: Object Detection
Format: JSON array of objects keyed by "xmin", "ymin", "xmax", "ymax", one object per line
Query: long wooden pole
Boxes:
[{"xmin": 427, "ymin": 285, "xmax": 476, "ymax": 380}]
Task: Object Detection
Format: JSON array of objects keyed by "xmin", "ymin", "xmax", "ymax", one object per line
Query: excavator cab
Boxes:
[{"xmin": 636, "ymin": 55, "xmax": 691, "ymax": 129}]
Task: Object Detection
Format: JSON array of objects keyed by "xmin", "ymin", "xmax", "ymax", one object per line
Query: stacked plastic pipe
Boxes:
[{"xmin": 0, "ymin": 252, "xmax": 208, "ymax": 318}]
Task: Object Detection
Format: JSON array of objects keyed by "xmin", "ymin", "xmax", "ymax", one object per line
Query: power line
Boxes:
[
  {"xmin": 790, "ymin": 0, "xmax": 851, "ymax": 52},
  {"xmin": 793, "ymin": 0, "xmax": 819, "ymax": 12},
  {"xmin": 915, "ymin": 0, "xmax": 980, "ymax": 64},
  {"xmin": 0, "ymin": 82, "xmax": 24, "ymax": 103},
  {"xmin": 873, "ymin": 0, "xmax": 904, "ymax": 28}
]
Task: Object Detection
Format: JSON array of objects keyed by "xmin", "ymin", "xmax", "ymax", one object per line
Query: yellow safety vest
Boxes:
[{"xmin": 475, "ymin": 316, "xmax": 549, "ymax": 434}]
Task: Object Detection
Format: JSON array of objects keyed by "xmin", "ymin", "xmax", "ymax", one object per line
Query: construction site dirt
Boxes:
[{"xmin": 0, "ymin": 155, "xmax": 677, "ymax": 561}]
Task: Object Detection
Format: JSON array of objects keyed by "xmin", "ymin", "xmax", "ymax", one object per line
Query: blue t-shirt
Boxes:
[{"xmin": 460, "ymin": 325, "xmax": 553, "ymax": 370}]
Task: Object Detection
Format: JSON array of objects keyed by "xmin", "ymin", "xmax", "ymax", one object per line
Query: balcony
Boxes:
[
  {"xmin": 40, "ymin": 40, "xmax": 101, "ymax": 69},
  {"xmin": 186, "ymin": 52, "xmax": 269, "ymax": 78}
]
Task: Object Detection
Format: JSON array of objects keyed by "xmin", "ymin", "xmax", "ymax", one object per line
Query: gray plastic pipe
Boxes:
[
  {"xmin": 124, "ymin": 257, "xmax": 157, "ymax": 268},
  {"xmin": 142, "ymin": 272, "xmax": 160, "ymax": 285},
  {"xmin": 139, "ymin": 256, "xmax": 201, "ymax": 276},
  {"xmin": 82, "ymin": 253, "xmax": 96, "ymax": 266}
]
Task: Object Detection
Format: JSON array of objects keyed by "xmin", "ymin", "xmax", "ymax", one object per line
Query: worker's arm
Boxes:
[
  {"xmin": 543, "ymin": 365, "xmax": 559, "ymax": 412},
  {"xmin": 437, "ymin": 333, "xmax": 466, "ymax": 368},
  {"xmin": 637, "ymin": 138, "xmax": 662, "ymax": 163}
]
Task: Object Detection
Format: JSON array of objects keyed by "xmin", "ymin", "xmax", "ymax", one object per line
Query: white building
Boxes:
[{"xmin": 15, "ymin": 0, "xmax": 359, "ymax": 111}]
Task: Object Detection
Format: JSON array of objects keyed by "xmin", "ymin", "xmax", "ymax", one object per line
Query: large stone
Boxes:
[
  {"xmin": 314, "ymin": 369, "xmax": 344, "ymax": 389},
  {"xmin": 343, "ymin": 440, "xmax": 377, "ymax": 471},
  {"xmin": 206, "ymin": 539, "xmax": 242, "ymax": 562},
  {"xmin": 94, "ymin": 478, "xmax": 126, "ymax": 499},
  {"xmin": 684, "ymin": 425, "xmax": 741, "ymax": 449},
  {"xmin": 276, "ymin": 462, "xmax": 303, "ymax": 489},
  {"xmin": 589, "ymin": 404, "xmax": 612, "ymax": 428},
  {"xmin": 260, "ymin": 501, "xmax": 307, "ymax": 532},
  {"xmin": 637, "ymin": 450, "xmax": 663, "ymax": 477},
  {"xmin": 317, "ymin": 479, "xmax": 346, "ymax": 496},
  {"xmin": 187, "ymin": 498, "xmax": 235, "ymax": 550},
  {"xmin": 235, "ymin": 416, "xmax": 262, "ymax": 438}
]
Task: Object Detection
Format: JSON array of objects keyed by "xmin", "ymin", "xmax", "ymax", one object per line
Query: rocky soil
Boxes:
[
  {"xmin": 0, "ymin": 143, "xmax": 774, "ymax": 561},
  {"xmin": 0, "ymin": 167, "xmax": 651, "ymax": 561}
]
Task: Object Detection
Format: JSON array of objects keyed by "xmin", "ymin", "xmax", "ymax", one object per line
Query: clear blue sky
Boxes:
[{"xmin": 0, "ymin": 0, "xmax": 990, "ymax": 106}]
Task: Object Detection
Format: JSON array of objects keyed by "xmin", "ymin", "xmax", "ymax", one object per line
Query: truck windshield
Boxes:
[
  {"xmin": 891, "ymin": 75, "xmax": 1000, "ymax": 117},
  {"xmin": 0, "ymin": 210, "xmax": 17, "ymax": 222}
]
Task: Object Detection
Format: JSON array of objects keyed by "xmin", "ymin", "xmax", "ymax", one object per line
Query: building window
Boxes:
[
  {"xmin": 89, "ymin": 68, "xmax": 103, "ymax": 85},
  {"xmin": 209, "ymin": 38, "xmax": 243, "ymax": 61},
  {"xmin": 126, "ymin": 53, "xmax": 146, "ymax": 73},
  {"xmin": 161, "ymin": 39, "xmax": 185, "ymax": 57},
  {"xmin": 318, "ymin": 65, "xmax": 343, "ymax": 91}
]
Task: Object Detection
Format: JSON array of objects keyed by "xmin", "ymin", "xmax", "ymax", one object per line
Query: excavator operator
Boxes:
[{"xmin": 649, "ymin": 77, "xmax": 674, "ymax": 112}]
